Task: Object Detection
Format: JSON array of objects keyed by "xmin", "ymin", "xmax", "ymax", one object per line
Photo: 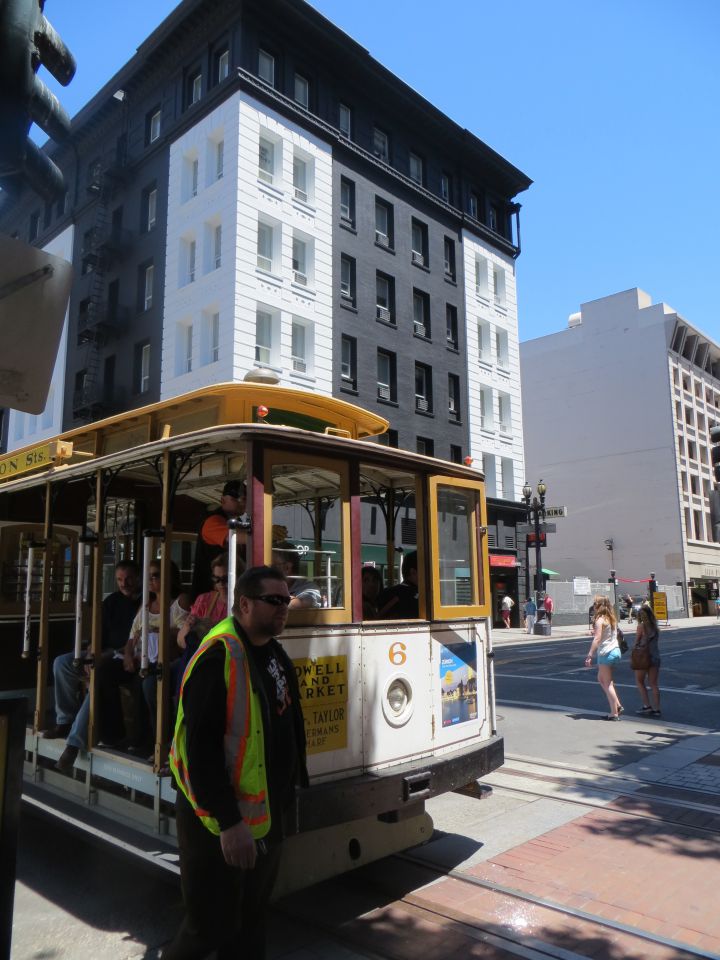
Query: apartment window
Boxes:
[
  {"xmin": 188, "ymin": 71, "xmax": 202, "ymax": 107},
  {"xmin": 340, "ymin": 255, "xmax": 356, "ymax": 305},
  {"xmin": 475, "ymin": 256, "xmax": 489, "ymax": 298},
  {"xmin": 255, "ymin": 308, "xmax": 274, "ymax": 364},
  {"xmin": 147, "ymin": 108, "xmax": 161, "ymax": 145},
  {"xmin": 201, "ymin": 310, "xmax": 220, "ymax": 364},
  {"xmin": 176, "ymin": 322, "xmax": 193, "ymax": 374},
  {"xmin": 216, "ymin": 48, "xmax": 230, "ymax": 83},
  {"xmin": 501, "ymin": 458, "xmax": 514, "ymax": 499},
  {"xmin": 29, "ymin": 211, "xmax": 40, "ymax": 241},
  {"xmin": 180, "ymin": 238, "xmax": 196, "ymax": 285},
  {"xmin": 294, "ymin": 73, "xmax": 309, "ymax": 108},
  {"xmin": 477, "ymin": 321, "xmax": 491, "ymax": 362},
  {"xmin": 494, "ymin": 265, "xmax": 507, "ymax": 307},
  {"xmin": 489, "ymin": 204, "xmax": 502, "ymax": 234},
  {"xmin": 375, "ymin": 198, "xmax": 393, "ymax": 248},
  {"xmin": 373, "ymin": 126, "xmax": 389, "ymax": 162},
  {"xmin": 469, "ymin": 192, "xmax": 479, "ymax": 218},
  {"xmin": 377, "ymin": 429, "xmax": 398, "ymax": 448},
  {"xmin": 215, "ymin": 140, "xmax": 224, "ymax": 180},
  {"xmin": 340, "ymin": 177, "xmax": 355, "ymax": 225},
  {"xmin": 479, "ymin": 387, "xmax": 493, "ymax": 430},
  {"xmin": 257, "ymin": 220, "xmax": 275, "ymax": 273},
  {"xmin": 375, "ymin": 272, "xmax": 395, "ymax": 324},
  {"xmin": 292, "ymin": 235, "xmax": 308, "ymax": 285},
  {"xmin": 134, "ymin": 341, "xmax": 151, "ymax": 393},
  {"xmin": 416, "ymin": 436, "xmax": 434, "ymax": 457},
  {"xmin": 291, "ymin": 319, "xmax": 310, "ymax": 373},
  {"xmin": 258, "ymin": 49, "xmax": 275, "ymax": 86},
  {"xmin": 293, "ymin": 155, "xmax": 308, "ymax": 203},
  {"xmin": 341, "ymin": 335, "xmax": 357, "ymax": 389},
  {"xmin": 498, "ymin": 392, "xmax": 511, "ymax": 434},
  {"xmin": 450, "ymin": 444, "xmax": 462, "ymax": 464},
  {"xmin": 413, "ymin": 290, "xmax": 431, "ymax": 339},
  {"xmin": 411, "ymin": 219, "xmax": 428, "ymax": 267},
  {"xmin": 258, "ymin": 137, "xmax": 275, "ymax": 183},
  {"xmin": 495, "ymin": 328, "xmax": 509, "ymax": 368},
  {"xmin": 338, "ymin": 102, "xmax": 352, "ymax": 138},
  {"xmin": 448, "ymin": 374, "xmax": 461, "ymax": 422},
  {"xmin": 446, "ymin": 304, "xmax": 458, "ymax": 349},
  {"xmin": 143, "ymin": 185, "xmax": 157, "ymax": 231},
  {"xmin": 443, "ymin": 237, "xmax": 456, "ymax": 279},
  {"xmin": 182, "ymin": 154, "xmax": 199, "ymax": 202},
  {"xmin": 440, "ymin": 172, "xmax": 451, "ymax": 203},
  {"xmin": 409, "ymin": 152, "xmax": 424, "ymax": 185},
  {"xmin": 141, "ymin": 263, "xmax": 154, "ymax": 311},
  {"xmin": 377, "ymin": 349, "xmax": 396, "ymax": 402},
  {"xmin": 415, "ymin": 363, "xmax": 433, "ymax": 413},
  {"xmin": 213, "ymin": 224, "xmax": 222, "ymax": 270}
]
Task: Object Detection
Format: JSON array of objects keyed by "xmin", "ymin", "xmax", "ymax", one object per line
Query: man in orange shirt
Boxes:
[{"xmin": 191, "ymin": 481, "xmax": 246, "ymax": 598}]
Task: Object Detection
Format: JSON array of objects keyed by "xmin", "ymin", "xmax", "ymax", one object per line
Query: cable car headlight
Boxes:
[{"xmin": 382, "ymin": 675, "xmax": 414, "ymax": 727}]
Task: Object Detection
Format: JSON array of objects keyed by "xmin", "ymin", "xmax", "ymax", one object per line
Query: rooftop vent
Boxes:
[{"xmin": 568, "ymin": 312, "xmax": 582, "ymax": 328}]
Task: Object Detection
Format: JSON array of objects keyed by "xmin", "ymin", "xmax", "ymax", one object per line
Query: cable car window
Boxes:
[
  {"xmin": 436, "ymin": 485, "xmax": 479, "ymax": 607},
  {"xmin": 268, "ymin": 457, "xmax": 348, "ymax": 612}
]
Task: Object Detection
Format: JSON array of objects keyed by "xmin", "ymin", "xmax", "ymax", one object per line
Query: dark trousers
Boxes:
[
  {"xmin": 95, "ymin": 655, "xmax": 149, "ymax": 748},
  {"xmin": 163, "ymin": 792, "xmax": 281, "ymax": 960}
]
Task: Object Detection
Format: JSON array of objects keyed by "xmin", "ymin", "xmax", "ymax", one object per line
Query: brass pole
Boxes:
[
  {"xmin": 87, "ymin": 470, "xmax": 105, "ymax": 749},
  {"xmin": 33, "ymin": 481, "xmax": 53, "ymax": 731}
]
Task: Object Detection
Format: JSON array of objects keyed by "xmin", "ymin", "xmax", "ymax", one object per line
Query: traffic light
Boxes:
[
  {"xmin": 0, "ymin": 0, "xmax": 76, "ymax": 200},
  {"xmin": 649, "ymin": 573, "xmax": 657, "ymax": 595},
  {"xmin": 608, "ymin": 569, "xmax": 616, "ymax": 585},
  {"xmin": 527, "ymin": 532, "xmax": 547, "ymax": 546}
]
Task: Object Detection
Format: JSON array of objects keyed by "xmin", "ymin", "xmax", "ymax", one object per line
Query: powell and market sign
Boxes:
[{"xmin": 0, "ymin": 441, "xmax": 73, "ymax": 482}]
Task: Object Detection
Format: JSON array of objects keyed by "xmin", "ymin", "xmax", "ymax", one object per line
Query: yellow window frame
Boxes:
[
  {"xmin": 263, "ymin": 448, "xmax": 351, "ymax": 625},
  {"xmin": 428, "ymin": 475, "xmax": 490, "ymax": 620}
]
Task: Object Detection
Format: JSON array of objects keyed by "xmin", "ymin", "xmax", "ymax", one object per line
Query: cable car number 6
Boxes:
[{"xmin": 388, "ymin": 641, "xmax": 407, "ymax": 665}]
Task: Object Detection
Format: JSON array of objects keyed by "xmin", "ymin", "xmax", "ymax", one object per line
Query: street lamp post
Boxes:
[{"xmin": 522, "ymin": 479, "xmax": 547, "ymax": 604}]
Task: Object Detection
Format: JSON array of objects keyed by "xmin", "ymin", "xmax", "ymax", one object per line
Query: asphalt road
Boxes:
[{"xmin": 494, "ymin": 624, "xmax": 720, "ymax": 729}]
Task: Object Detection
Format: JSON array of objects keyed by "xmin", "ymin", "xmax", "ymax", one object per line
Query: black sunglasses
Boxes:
[
  {"xmin": 212, "ymin": 575, "xmax": 229, "ymax": 584},
  {"xmin": 252, "ymin": 593, "xmax": 291, "ymax": 607}
]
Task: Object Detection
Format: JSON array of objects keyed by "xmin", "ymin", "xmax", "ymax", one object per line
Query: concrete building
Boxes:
[{"xmin": 521, "ymin": 288, "xmax": 720, "ymax": 615}]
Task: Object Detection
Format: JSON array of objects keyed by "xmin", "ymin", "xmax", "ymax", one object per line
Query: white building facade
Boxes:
[{"xmin": 521, "ymin": 288, "xmax": 720, "ymax": 615}]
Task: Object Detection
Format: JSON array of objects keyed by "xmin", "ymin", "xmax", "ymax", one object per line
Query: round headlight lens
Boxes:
[{"xmin": 387, "ymin": 679, "xmax": 410, "ymax": 715}]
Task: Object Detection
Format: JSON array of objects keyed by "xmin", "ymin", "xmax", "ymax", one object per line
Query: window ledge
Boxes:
[
  {"xmin": 258, "ymin": 179, "xmax": 284, "ymax": 200},
  {"xmin": 412, "ymin": 260, "xmax": 430, "ymax": 274},
  {"xmin": 494, "ymin": 303, "xmax": 508, "ymax": 315},
  {"xmin": 446, "ymin": 344, "xmax": 459, "ymax": 354},
  {"xmin": 292, "ymin": 197, "xmax": 316, "ymax": 215},
  {"xmin": 415, "ymin": 408, "xmax": 435, "ymax": 418},
  {"xmin": 478, "ymin": 359, "xmax": 493, "ymax": 371},
  {"xmin": 291, "ymin": 280, "xmax": 316, "ymax": 298},
  {"xmin": 375, "ymin": 241, "xmax": 395, "ymax": 255},
  {"xmin": 443, "ymin": 273, "xmax": 457, "ymax": 286},
  {"xmin": 254, "ymin": 360, "xmax": 283, "ymax": 375},
  {"xmin": 377, "ymin": 396, "xmax": 399, "ymax": 408},
  {"xmin": 289, "ymin": 370, "xmax": 316, "ymax": 384},
  {"xmin": 339, "ymin": 299, "xmax": 358, "ymax": 313},
  {"xmin": 340, "ymin": 383, "xmax": 358, "ymax": 396},
  {"xmin": 413, "ymin": 333, "xmax": 432, "ymax": 344},
  {"xmin": 476, "ymin": 293, "xmax": 490, "ymax": 306},
  {"xmin": 448, "ymin": 417, "xmax": 462, "ymax": 426},
  {"xmin": 256, "ymin": 267, "xmax": 283, "ymax": 287},
  {"xmin": 340, "ymin": 220, "xmax": 357, "ymax": 235}
]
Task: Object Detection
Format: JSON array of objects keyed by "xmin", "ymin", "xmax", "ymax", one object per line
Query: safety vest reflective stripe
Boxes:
[{"xmin": 169, "ymin": 619, "xmax": 270, "ymax": 838}]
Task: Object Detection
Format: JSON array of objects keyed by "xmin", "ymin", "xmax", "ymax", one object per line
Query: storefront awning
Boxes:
[{"xmin": 490, "ymin": 554, "xmax": 517, "ymax": 568}]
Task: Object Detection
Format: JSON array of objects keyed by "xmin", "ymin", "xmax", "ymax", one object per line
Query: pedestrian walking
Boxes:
[
  {"xmin": 501, "ymin": 594, "xmax": 514, "ymax": 628},
  {"xmin": 584, "ymin": 596, "xmax": 624, "ymax": 721},
  {"xmin": 544, "ymin": 594, "xmax": 554, "ymax": 624},
  {"xmin": 632, "ymin": 605, "xmax": 662, "ymax": 717},
  {"xmin": 164, "ymin": 565, "xmax": 308, "ymax": 960},
  {"xmin": 523, "ymin": 597, "xmax": 537, "ymax": 634}
]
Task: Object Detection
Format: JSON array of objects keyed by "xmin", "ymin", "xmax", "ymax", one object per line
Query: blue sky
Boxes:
[{"xmin": 39, "ymin": 0, "xmax": 720, "ymax": 343}]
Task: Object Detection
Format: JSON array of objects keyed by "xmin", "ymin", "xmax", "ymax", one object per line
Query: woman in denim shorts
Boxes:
[{"xmin": 585, "ymin": 596, "xmax": 623, "ymax": 720}]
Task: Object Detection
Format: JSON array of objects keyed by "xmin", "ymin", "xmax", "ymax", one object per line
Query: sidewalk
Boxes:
[{"xmin": 493, "ymin": 613, "xmax": 720, "ymax": 645}]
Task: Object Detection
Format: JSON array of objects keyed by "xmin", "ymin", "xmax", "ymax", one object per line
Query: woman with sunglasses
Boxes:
[{"xmin": 178, "ymin": 553, "xmax": 230, "ymax": 654}]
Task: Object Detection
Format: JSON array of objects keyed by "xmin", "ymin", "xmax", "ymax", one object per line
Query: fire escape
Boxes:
[{"xmin": 72, "ymin": 148, "xmax": 133, "ymax": 422}]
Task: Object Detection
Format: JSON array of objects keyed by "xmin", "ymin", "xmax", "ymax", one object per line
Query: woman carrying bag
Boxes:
[{"xmin": 632, "ymin": 605, "xmax": 662, "ymax": 716}]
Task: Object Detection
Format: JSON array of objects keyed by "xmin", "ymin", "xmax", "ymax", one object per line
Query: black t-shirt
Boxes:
[
  {"xmin": 377, "ymin": 581, "xmax": 419, "ymax": 619},
  {"xmin": 248, "ymin": 639, "xmax": 299, "ymax": 822},
  {"xmin": 101, "ymin": 591, "xmax": 141, "ymax": 650}
]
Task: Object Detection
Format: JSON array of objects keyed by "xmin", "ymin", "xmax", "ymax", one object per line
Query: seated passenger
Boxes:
[
  {"xmin": 47, "ymin": 560, "xmax": 141, "ymax": 771},
  {"xmin": 135, "ymin": 561, "xmax": 190, "ymax": 743},
  {"xmin": 173, "ymin": 554, "xmax": 231, "ymax": 701},
  {"xmin": 377, "ymin": 551, "xmax": 419, "ymax": 619},
  {"xmin": 361, "ymin": 565, "xmax": 384, "ymax": 619},
  {"xmin": 272, "ymin": 542, "xmax": 322, "ymax": 609}
]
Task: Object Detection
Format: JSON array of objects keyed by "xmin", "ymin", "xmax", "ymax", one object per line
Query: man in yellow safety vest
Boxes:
[{"xmin": 164, "ymin": 565, "xmax": 307, "ymax": 960}]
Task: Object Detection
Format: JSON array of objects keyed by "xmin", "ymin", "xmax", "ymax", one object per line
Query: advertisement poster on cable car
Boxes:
[{"xmin": 439, "ymin": 643, "xmax": 478, "ymax": 727}]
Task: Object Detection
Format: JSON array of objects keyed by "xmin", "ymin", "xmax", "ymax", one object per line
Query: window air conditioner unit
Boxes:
[
  {"xmin": 411, "ymin": 251, "xmax": 425, "ymax": 266},
  {"xmin": 375, "ymin": 231, "xmax": 389, "ymax": 247},
  {"xmin": 294, "ymin": 271, "xmax": 308, "ymax": 286},
  {"xmin": 413, "ymin": 321, "xmax": 426, "ymax": 336},
  {"xmin": 378, "ymin": 384, "xmax": 391, "ymax": 400},
  {"xmin": 294, "ymin": 187, "xmax": 308, "ymax": 203},
  {"xmin": 376, "ymin": 305, "xmax": 391, "ymax": 322},
  {"xmin": 416, "ymin": 396, "xmax": 429, "ymax": 412}
]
